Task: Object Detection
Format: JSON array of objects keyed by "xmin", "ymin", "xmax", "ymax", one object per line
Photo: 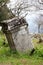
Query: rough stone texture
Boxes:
[
  {"xmin": 0, "ymin": 18, "xmax": 34, "ymax": 52},
  {"xmin": 12, "ymin": 26, "xmax": 34, "ymax": 52}
]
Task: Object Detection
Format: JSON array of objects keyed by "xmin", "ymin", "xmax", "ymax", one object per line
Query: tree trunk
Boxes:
[
  {"xmin": 5, "ymin": 31, "xmax": 16, "ymax": 51},
  {"xmin": 1, "ymin": 24, "xmax": 16, "ymax": 51}
]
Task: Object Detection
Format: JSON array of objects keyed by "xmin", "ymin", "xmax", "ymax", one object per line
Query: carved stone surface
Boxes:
[
  {"xmin": 12, "ymin": 26, "xmax": 34, "ymax": 52},
  {"xmin": 1, "ymin": 17, "xmax": 34, "ymax": 52}
]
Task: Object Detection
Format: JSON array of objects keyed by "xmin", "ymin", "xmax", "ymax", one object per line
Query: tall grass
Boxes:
[{"xmin": 0, "ymin": 32, "xmax": 43, "ymax": 65}]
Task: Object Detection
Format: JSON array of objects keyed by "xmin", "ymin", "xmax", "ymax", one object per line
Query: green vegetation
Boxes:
[{"xmin": 0, "ymin": 32, "xmax": 43, "ymax": 65}]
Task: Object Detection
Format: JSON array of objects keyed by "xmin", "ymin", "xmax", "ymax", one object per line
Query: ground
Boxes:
[{"xmin": 0, "ymin": 31, "xmax": 43, "ymax": 65}]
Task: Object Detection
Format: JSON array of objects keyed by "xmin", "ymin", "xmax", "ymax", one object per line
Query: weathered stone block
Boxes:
[{"xmin": 0, "ymin": 17, "xmax": 34, "ymax": 52}]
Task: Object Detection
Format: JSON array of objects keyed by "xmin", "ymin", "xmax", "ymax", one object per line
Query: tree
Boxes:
[
  {"xmin": 0, "ymin": 0, "xmax": 15, "ymax": 51},
  {"xmin": 0, "ymin": 0, "xmax": 15, "ymax": 21},
  {"xmin": 8, "ymin": 0, "xmax": 43, "ymax": 20},
  {"xmin": 8, "ymin": 0, "xmax": 37, "ymax": 19}
]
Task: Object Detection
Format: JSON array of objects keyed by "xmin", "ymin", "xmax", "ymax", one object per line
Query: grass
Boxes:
[{"xmin": 0, "ymin": 32, "xmax": 43, "ymax": 65}]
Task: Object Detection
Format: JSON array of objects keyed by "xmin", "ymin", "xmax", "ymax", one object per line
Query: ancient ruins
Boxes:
[{"xmin": 0, "ymin": 17, "xmax": 34, "ymax": 52}]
